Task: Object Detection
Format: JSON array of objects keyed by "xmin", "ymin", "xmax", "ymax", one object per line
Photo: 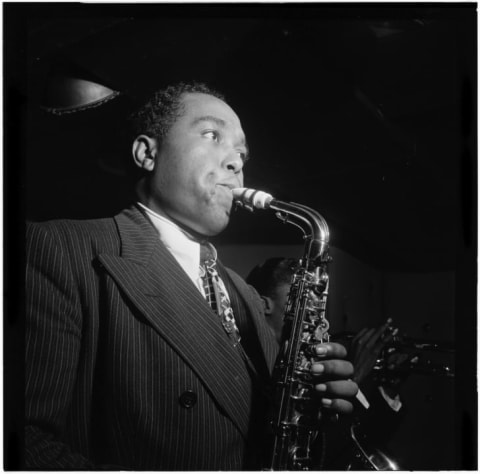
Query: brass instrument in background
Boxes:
[
  {"xmin": 233, "ymin": 188, "xmax": 331, "ymax": 471},
  {"xmin": 374, "ymin": 335, "xmax": 455, "ymax": 378},
  {"xmin": 335, "ymin": 332, "xmax": 455, "ymax": 380}
]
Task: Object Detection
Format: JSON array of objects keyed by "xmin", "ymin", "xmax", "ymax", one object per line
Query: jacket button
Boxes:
[{"xmin": 179, "ymin": 390, "xmax": 197, "ymax": 409}]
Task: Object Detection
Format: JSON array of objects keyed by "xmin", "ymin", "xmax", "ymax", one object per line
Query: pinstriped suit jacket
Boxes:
[{"xmin": 25, "ymin": 204, "xmax": 279, "ymax": 470}]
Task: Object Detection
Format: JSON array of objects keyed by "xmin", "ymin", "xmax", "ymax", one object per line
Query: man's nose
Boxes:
[{"xmin": 223, "ymin": 151, "xmax": 244, "ymax": 174}]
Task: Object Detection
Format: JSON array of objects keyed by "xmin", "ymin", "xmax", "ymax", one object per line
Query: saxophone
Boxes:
[{"xmin": 233, "ymin": 188, "xmax": 331, "ymax": 470}]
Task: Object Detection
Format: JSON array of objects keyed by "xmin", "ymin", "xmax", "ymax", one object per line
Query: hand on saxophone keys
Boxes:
[{"xmin": 310, "ymin": 342, "xmax": 358, "ymax": 415}]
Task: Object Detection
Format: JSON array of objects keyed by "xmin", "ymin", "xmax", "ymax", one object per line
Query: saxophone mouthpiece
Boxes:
[{"xmin": 232, "ymin": 188, "xmax": 274, "ymax": 210}]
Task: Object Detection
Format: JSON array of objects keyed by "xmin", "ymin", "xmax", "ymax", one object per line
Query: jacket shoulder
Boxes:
[{"xmin": 26, "ymin": 215, "xmax": 120, "ymax": 256}]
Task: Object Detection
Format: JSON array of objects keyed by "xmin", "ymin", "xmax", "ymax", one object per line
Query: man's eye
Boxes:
[
  {"xmin": 238, "ymin": 151, "xmax": 249, "ymax": 163},
  {"xmin": 203, "ymin": 130, "xmax": 219, "ymax": 141}
]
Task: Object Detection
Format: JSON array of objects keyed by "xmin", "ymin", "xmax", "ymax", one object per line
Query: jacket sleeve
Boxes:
[{"xmin": 25, "ymin": 222, "xmax": 94, "ymax": 469}]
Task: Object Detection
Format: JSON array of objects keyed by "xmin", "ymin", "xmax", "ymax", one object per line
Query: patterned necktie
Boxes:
[
  {"xmin": 200, "ymin": 244, "xmax": 217, "ymax": 312},
  {"xmin": 200, "ymin": 243, "xmax": 241, "ymax": 347}
]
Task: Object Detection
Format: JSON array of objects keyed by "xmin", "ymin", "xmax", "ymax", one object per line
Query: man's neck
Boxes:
[{"xmin": 136, "ymin": 201, "xmax": 210, "ymax": 243}]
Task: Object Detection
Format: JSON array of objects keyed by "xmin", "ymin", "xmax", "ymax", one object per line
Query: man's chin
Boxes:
[
  {"xmin": 201, "ymin": 219, "xmax": 230, "ymax": 237},
  {"xmin": 185, "ymin": 213, "xmax": 230, "ymax": 238}
]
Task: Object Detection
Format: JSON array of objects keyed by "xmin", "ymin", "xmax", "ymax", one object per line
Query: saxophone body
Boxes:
[{"xmin": 233, "ymin": 188, "xmax": 332, "ymax": 470}]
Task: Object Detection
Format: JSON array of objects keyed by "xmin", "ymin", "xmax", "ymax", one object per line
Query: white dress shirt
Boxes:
[{"xmin": 137, "ymin": 202, "xmax": 214, "ymax": 297}]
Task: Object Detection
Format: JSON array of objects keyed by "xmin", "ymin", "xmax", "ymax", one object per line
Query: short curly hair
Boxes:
[{"xmin": 130, "ymin": 81, "xmax": 226, "ymax": 141}]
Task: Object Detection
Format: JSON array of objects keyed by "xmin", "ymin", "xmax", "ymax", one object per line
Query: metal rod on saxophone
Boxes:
[{"xmin": 233, "ymin": 187, "xmax": 330, "ymax": 261}]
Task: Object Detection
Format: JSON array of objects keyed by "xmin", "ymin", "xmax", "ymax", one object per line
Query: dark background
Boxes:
[
  {"xmin": 4, "ymin": 2, "xmax": 477, "ymax": 470},
  {"xmin": 6, "ymin": 3, "xmax": 476, "ymax": 272}
]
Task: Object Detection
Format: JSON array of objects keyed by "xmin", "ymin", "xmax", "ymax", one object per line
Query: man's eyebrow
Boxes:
[{"xmin": 191, "ymin": 115, "xmax": 226, "ymax": 128}]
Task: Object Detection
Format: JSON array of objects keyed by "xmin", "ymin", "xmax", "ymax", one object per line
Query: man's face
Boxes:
[{"xmin": 146, "ymin": 92, "xmax": 247, "ymax": 236}]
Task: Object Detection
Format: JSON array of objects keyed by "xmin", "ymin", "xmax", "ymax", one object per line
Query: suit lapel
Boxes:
[
  {"xmin": 224, "ymin": 267, "xmax": 279, "ymax": 374},
  {"xmin": 97, "ymin": 206, "xmax": 253, "ymax": 437}
]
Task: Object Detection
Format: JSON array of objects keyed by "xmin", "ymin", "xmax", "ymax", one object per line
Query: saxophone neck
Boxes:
[
  {"xmin": 269, "ymin": 200, "xmax": 330, "ymax": 266},
  {"xmin": 232, "ymin": 187, "xmax": 331, "ymax": 266}
]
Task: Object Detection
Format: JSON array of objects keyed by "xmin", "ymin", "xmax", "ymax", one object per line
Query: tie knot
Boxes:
[{"xmin": 200, "ymin": 242, "xmax": 216, "ymax": 266}]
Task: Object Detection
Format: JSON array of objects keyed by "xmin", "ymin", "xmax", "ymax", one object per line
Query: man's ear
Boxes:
[
  {"xmin": 132, "ymin": 135, "xmax": 158, "ymax": 171},
  {"xmin": 261, "ymin": 296, "xmax": 274, "ymax": 315}
]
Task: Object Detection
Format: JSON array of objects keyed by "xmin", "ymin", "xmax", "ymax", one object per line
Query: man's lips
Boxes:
[
  {"xmin": 215, "ymin": 183, "xmax": 237, "ymax": 212},
  {"xmin": 216, "ymin": 184, "xmax": 234, "ymax": 201},
  {"xmin": 216, "ymin": 182, "xmax": 237, "ymax": 191}
]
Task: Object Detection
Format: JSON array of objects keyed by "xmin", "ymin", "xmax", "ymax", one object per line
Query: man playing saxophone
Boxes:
[{"xmin": 25, "ymin": 82, "xmax": 357, "ymax": 470}]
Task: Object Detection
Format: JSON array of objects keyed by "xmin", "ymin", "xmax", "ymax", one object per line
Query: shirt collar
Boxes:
[{"xmin": 137, "ymin": 202, "xmax": 211, "ymax": 278}]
